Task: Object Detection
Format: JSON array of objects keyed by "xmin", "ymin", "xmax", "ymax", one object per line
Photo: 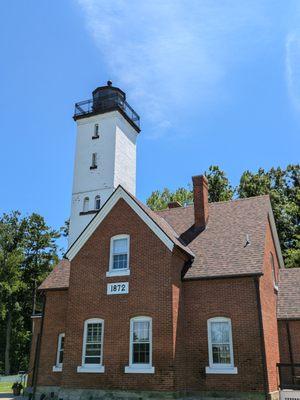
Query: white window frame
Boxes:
[
  {"xmin": 77, "ymin": 318, "xmax": 105, "ymax": 373},
  {"xmin": 95, "ymin": 195, "xmax": 101, "ymax": 210},
  {"xmin": 52, "ymin": 333, "xmax": 65, "ymax": 372},
  {"xmin": 106, "ymin": 234, "xmax": 130, "ymax": 277},
  {"xmin": 270, "ymin": 253, "xmax": 278, "ymax": 291},
  {"xmin": 91, "ymin": 153, "xmax": 97, "ymax": 168},
  {"xmin": 83, "ymin": 197, "xmax": 89, "ymax": 213},
  {"xmin": 125, "ymin": 316, "xmax": 154, "ymax": 374},
  {"xmin": 206, "ymin": 317, "xmax": 237, "ymax": 374},
  {"xmin": 94, "ymin": 124, "xmax": 99, "ymax": 138}
]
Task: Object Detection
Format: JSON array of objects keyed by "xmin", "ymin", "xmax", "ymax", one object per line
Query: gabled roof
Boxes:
[
  {"xmin": 157, "ymin": 195, "xmax": 283, "ymax": 279},
  {"xmin": 277, "ymin": 268, "xmax": 300, "ymax": 319},
  {"xmin": 38, "ymin": 259, "xmax": 70, "ymax": 291},
  {"xmin": 40, "ymin": 192, "xmax": 284, "ymax": 290},
  {"xmin": 65, "ymin": 185, "xmax": 194, "ymax": 262}
]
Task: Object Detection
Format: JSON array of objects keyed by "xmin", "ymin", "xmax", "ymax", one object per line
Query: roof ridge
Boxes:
[{"xmin": 154, "ymin": 194, "xmax": 270, "ymax": 213}]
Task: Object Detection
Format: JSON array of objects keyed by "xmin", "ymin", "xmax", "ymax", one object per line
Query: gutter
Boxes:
[{"xmin": 32, "ymin": 292, "xmax": 46, "ymax": 400}]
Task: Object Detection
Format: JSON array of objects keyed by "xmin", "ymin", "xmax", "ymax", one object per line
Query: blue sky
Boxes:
[{"xmin": 0, "ymin": 0, "xmax": 299, "ymax": 248}]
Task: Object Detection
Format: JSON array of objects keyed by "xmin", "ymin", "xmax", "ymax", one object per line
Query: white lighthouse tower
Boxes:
[{"xmin": 68, "ymin": 81, "xmax": 140, "ymax": 247}]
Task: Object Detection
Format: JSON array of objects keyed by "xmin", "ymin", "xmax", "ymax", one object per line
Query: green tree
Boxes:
[
  {"xmin": 205, "ymin": 165, "xmax": 234, "ymax": 202},
  {"xmin": 146, "ymin": 187, "xmax": 193, "ymax": 211},
  {"xmin": 0, "ymin": 211, "xmax": 26, "ymax": 374},
  {"xmin": 0, "ymin": 212, "xmax": 60, "ymax": 374},
  {"xmin": 146, "ymin": 165, "xmax": 233, "ymax": 210},
  {"xmin": 237, "ymin": 165, "xmax": 299, "ymax": 268}
]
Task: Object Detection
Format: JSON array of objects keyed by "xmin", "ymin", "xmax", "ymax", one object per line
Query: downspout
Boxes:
[
  {"xmin": 32, "ymin": 292, "xmax": 46, "ymax": 400},
  {"xmin": 254, "ymin": 277, "xmax": 269, "ymax": 400}
]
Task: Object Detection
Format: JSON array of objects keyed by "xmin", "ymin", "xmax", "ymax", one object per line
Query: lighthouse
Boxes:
[{"xmin": 68, "ymin": 81, "xmax": 140, "ymax": 246}]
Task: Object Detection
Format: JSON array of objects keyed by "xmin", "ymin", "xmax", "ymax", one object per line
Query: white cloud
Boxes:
[
  {"xmin": 286, "ymin": 32, "xmax": 300, "ymax": 111},
  {"xmin": 76, "ymin": 0, "xmax": 272, "ymax": 137}
]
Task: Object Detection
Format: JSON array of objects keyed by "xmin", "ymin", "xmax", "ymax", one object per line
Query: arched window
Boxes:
[
  {"xmin": 93, "ymin": 124, "xmax": 99, "ymax": 138},
  {"xmin": 206, "ymin": 317, "xmax": 237, "ymax": 374},
  {"xmin": 270, "ymin": 253, "xmax": 278, "ymax": 289},
  {"xmin": 77, "ymin": 318, "xmax": 105, "ymax": 373},
  {"xmin": 95, "ymin": 195, "xmax": 101, "ymax": 210},
  {"xmin": 83, "ymin": 197, "xmax": 89, "ymax": 212},
  {"xmin": 125, "ymin": 316, "xmax": 154, "ymax": 373}
]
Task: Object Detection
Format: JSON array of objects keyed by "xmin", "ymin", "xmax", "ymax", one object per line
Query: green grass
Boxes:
[{"xmin": 0, "ymin": 381, "xmax": 13, "ymax": 393}]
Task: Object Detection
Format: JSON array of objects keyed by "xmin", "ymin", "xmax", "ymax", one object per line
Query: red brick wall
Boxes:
[
  {"xmin": 175, "ymin": 277, "xmax": 266, "ymax": 393},
  {"xmin": 259, "ymin": 220, "xmax": 281, "ymax": 393},
  {"xmin": 60, "ymin": 199, "xmax": 180, "ymax": 391},
  {"xmin": 278, "ymin": 320, "xmax": 300, "ymax": 364},
  {"xmin": 37, "ymin": 290, "xmax": 68, "ymax": 386}
]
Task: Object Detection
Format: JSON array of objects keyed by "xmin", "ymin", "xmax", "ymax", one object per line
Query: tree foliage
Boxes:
[
  {"xmin": 146, "ymin": 164, "xmax": 300, "ymax": 268},
  {"xmin": 0, "ymin": 212, "xmax": 60, "ymax": 374}
]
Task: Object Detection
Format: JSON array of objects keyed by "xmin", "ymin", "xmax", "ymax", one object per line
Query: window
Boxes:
[
  {"xmin": 206, "ymin": 317, "xmax": 237, "ymax": 374},
  {"xmin": 270, "ymin": 253, "xmax": 278, "ymax": 290},
  {"xmin": 106, "ymin": 234, "xmax": 130, "ymax": 277},
  {"xmin": 83, "ymin": 197, "xmax": 89, "ymax": 212},
  {"xmin": 77, "ymin": 319, "xmax": 105, "ymax": 373},
  {"xmin": 95, "ymin": 195, "xmax": 101, "ymax": 210},
  {"xmin": 53, "ymin": 333, "xmax": 64, "ymax": 372},
  {"xmin": 93, "ymin": 124, "xmax": 99, "ymax": 138},
  {"xmin": 90, "ymin": 153, "xmax": 97, "ymax": 169},
  {"xmin": 125, "ymin": 317, "xmax": 154, "ymax": 374}
]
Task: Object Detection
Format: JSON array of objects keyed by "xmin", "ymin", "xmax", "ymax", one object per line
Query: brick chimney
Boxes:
[
  {"xmin": 168, "ymin": 201, "xmax": 181, "ymax": 209},
  {"xmin": 192, "ymin": 175, "xmax": 209, "ymax": 230}
]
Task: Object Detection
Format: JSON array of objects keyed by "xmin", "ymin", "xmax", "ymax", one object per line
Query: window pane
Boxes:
[
  {"xmin": 87, "ymin": 323, "xmax": 102, "ymax": 342},
  {"xmin": 85, "ymin": 357, "xmax": 101, "ymax": 364},
  {"xmin": 211, "ymin": 322, "xmax": 229, "ymax": 343},
  {"xmin": 113, "ymin": 254, "xmax": 128, "ymax": 269},
  {"xmin": 212, "ymin": 344, "xmax": 231, "ymax": 364},
  {"xmin": 133, "ymin": 343, "xmax": 150, "ymax": 364},
  {"xmin": 133, "ymin": 321, "xmax": 150, "ymax": 342},
  {"xmin": 85, "ymin": 322, "xmax": 102, "ymax": 365},
  {"xmin": 58, "ymin": 336, "xmax": 64, "ymax": 364},
  {"xmin": 113, "ymin": 238, "xmax": 128, "ymax": 254},
  {"xmin": 59, "ymin": 349, "xmax": 64, "ymax": 364}
]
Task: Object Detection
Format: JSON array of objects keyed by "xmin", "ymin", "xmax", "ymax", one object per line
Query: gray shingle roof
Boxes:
[
  {"xmin": 277, "ymin": 268, "xmax": 300, "ymax": 319},
  {"xmin": 40, "ymin": 193, "xmax": 274, "ymax": 290},
  {"xmin": 38, "ymin": 259, "xmax": 70, "ymax": 291},
  {"xmin": 157, "ymin": 195, "xmax": 271, "ymax": 279}
]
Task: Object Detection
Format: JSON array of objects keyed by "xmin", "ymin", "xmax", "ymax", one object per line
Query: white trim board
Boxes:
[{"xmin": 66, "ymin": 186, "xmax": 174, "ymax": 261}]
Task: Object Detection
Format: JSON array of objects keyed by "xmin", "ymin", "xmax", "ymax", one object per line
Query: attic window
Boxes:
[{"xmin": 106, "ymin": 234, "xmax": 130, "ymax": 277}]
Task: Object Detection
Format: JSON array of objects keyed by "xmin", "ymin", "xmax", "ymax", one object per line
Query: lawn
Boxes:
[{"xmin": 0, "ymin": 381, "xmax": 12, "ymax": 393}]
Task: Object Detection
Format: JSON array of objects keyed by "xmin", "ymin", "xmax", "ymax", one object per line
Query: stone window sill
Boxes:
[
  {"xmin": 77, "ymin": 365, "xmax": 105, "ymax": 373},
  {"xmin": 106, "ymin": 269, "xmax": 130, "ymax": 277},
  {"xmin": 52, "ymin": 365, "xmax": 62, "ymax": 372},
  {"xmin": 124, "ymin": 366, "xmax": 155, "ymax": 374},
  {"xmin": 205, "ymin": 366, "xmax": 237, "ymax": 374}
]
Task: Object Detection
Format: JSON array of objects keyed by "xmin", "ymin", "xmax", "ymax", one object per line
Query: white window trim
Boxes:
[
  {"xmin": 125, "ymin": 316, "xmax": 155, "ymax": 374},
  {"xmin": 270, "ymin": 253, "xmax": 278, "ymax": 291},
  {"xmin": 107, "ymin": 234, "xmax": 130, "ymax": 277},
  {"xmin": 52, "ymin": 333, "xmax": 65, "ymax": 372},
  {"xmin": 206, "ymin": 317, "xmax": 237, "ymax": 375},
  {"xmin": 77, "ymin": 318, "xmax": 105, "ymax": 374}
]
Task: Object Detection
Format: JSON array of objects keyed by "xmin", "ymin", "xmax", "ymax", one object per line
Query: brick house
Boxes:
[{"xmin": 28, "ymin": 83, "xmax": 299, "ymax": 400}]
